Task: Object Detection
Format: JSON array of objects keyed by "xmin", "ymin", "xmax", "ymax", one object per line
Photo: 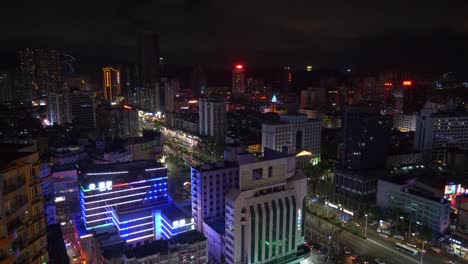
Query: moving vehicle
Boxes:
[
  {"xmin": 374, "ymin": 258, "xmax": 386, "ymax": 264},
  {"xmin": 395, "ymin": 242, "xmax": 419, "ymax": 256},
  {"xmin": 431, "ymin": 247, "xmax": 441, "ymax": 253},
  {"xmin": 393, "ymin": 234, "xmax": 404, "ymax": 241},
  {"xmin": 344, "ymin": 247, "xmax": 351, "ymax": 254},
  {"xmin": 382, "ymin": 230, "xmax": 391, "ymax": 236},
  {"xmin": 351, "ymin": 255, "xmax": 359, "ymax": 260},
  {"xmin": 377, "ymin": 228, "xmax": 382, "ymax": 233}
]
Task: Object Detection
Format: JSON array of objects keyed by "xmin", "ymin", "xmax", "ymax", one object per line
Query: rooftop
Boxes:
[
  {"xmin": 125, "ymin": 239, "xmax": 168, "ymax": 259},
  {"xmin": 0, "ymin": 151, "xmax": 36, "ymax": 170},
  {"xmin": 206, "ymin": 218, "xmax": 225, "ymax": 235},
  {"xmin": 161, "ymin": 204, "xmax": 191, "ymax": 222},
  {"xmin": 169, "ymin": 230, "xmax": 206, "ymax": 245}
]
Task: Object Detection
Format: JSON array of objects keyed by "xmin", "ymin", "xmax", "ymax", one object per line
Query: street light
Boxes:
[{"xmin": 364, "ymin": 214, "xmax": 368, "ymax": 238}]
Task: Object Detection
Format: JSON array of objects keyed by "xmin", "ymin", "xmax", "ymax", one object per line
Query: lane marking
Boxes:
[{"xmin": 367, "ymin": 237, "xmax": 419, "ymax": 264}]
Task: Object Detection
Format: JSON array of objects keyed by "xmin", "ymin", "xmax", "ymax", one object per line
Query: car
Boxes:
[
  {"xmin": 449, "ymin": 261, "xmax": 459, "ymax": 264},
  {"xmin": 351, "ymin": 255, "xmax": 359, "ymax": 260},
  {"xmin": 344, "ymin": 247, "xmax": 351, "ymax": 254},
  {"xmin": 382, "ymin": 230, "xmax": 391, "ymax": 236},
  {"xmin": 377, "ymin": 228, "xmax": 382, "ymax": 233},
  {"xmin": 379, "ymin": 233, "xmax": 389, "ymax": 238},
  {"xmin": 355, "ymin": 222, "xmax": 361, "ymax": 227},
  {"xmin": 374, "ymin": 258, "xmax": 386, "ymax": 264},
  {"xmin": 431, "ymin": 247, "xmax": 441, "ymax": 253},
  {"xmin": 370, "ymin": 220, "xmax": 378, "ymax": 226},
  {"xmin": 72, "ymin": 255, "xmax": 78, "ymax": 261},
  {"xmin": 393, "ymin": 235, "xmax": 404, "ymax": 241}
]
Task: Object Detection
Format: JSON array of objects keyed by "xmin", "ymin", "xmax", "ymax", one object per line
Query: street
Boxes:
[{"xmin": 306, "ymin": 200, "xmax": 466, "ymax": 264}]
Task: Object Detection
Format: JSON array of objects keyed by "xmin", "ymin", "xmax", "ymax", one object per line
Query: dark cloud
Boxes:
[{"xmin": 1, "ymin": 0, "xmax": 468, "ymax": 72}]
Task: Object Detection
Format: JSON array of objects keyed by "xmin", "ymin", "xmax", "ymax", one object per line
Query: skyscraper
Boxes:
[
  {"xmin": 232, "ymin": 64, "xmax": 246, "ymax": 94},
  {"xmin": 191, "ymin": 64, "xmax": 206, "ymax": 98},
  {"xmin": 199, "ymin": 97, "xmax": 227, "ymax": 143},
  {"xmin": 191, "ymin": 146, "xmax": 309, "ymax": 263},
  {"xmin": 340, "ymin": 107, "xmax": 392, "ymax": 171},
  {"xmin": 47, "ymin": 91, "xmax": 71, "ymax": 125},
  {"xmin": 69, "ymin": 90, "xmax": 96, "ymax": 130},
  {"xmin": 102, "ymin": 66, "xmax": 122, "ymax": 103}
]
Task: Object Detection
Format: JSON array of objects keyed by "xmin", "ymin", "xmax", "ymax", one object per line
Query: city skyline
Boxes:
[{"xmin": 1, "ymin": 1, "xmax": 468, "ymax": 74}]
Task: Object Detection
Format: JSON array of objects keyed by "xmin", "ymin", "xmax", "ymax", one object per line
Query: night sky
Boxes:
[{"xmin": 2, "ymin": 0, "xmax": 468, "ymax": 73}]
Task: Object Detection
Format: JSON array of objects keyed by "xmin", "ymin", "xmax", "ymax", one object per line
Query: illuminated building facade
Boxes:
[
  {"xmin": 261, "ymin": 114, "xmax": 321, "ymax": 160},
  {"xmin": 69, "ymin": 90, "xmax": 96, "ymax": 130},
  {"xmin": 199, "ymin": 97, "xmax": 227, "ymax": 144},
  {"xmin": 393, "ymin": 113, "xmax": 417, "ymax": 132},
  {"xmin": 0, "ymin": 151, "xmax": 49, "ymax": 264},
  {"xmin": 192, "ymin": 147, "xmax": 309, "ymax": 263},
  {"xmin": 102, "ymin": 67, "xmax": 122, "ymax": 103},
  {"xmin": 47, "ymin": 91, "xmax": 71, "ymax": 125},
  {"xmin": 415, "ymin": 101, "xmax": 468, "ymax": 161},
  {"xmin": 78, "ymin": 161, "xmax": 195, "ymax": 247},
  {"xmin": 232, "ymin": 64, "xmax": 246, "ymax": 94}
]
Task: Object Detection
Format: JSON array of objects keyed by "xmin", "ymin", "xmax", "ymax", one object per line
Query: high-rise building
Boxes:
[
  {"xmin": 232, "ymin": 64, "xmax": 246, "ymax": 94},
  {"xmin": 191, "ymin": 146, "xmax": 309, "ymax": 263},
  {"xmin": 164, "ymin": 80, "xmax": 178, "ymax": 113},
  {"xmin": 262, "ymin": 114, "xmax": 321, "ymax": 160},
  {"xmin": 300, "ymin": 87, "xmax": 326, "ymax": 110},
  {"xmin": 191, "ymin": 64, "xmax": 206, "ymax": 98},
  {"xmin": 340, "ymin": 107, "xmax": 392, "ymax": 171},
  {"xmin": 102, "ymin": 67, "xmax": 122, "ymax": 103},
  {"xmin": 69, "ymin": 90, "xmax": 96, "ymax": 130},
  {"xmin": 18, "ymin": 48, "xmax": 64, "ymax": 103},
  {"xmin": 0, "ymin": 71, "xmax": 12, "ymax": 103},
  {"xmin": 47, "ymin": 91, "xmax": 71, "ymax": 125},
  {"xmin": 415, "ymin": 101, "xmax": 468, "ymax": 161},
  {"xmin": 96, "ymin": 104, "xmax": 140, "ymax": 139},
  {"xmin": 199, "ymin": 97, "xmax": 227, "ymax": 143},
  {"xmin": 0, "ymin": 150, "xmax": 49, "ymax": 264},
  {"xmin": 393, "ymin": 113, "xmax": 417, "ymax": 132}
]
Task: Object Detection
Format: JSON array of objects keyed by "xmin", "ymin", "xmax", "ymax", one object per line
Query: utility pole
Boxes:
[
  {"xmin": 364, "ymin": 214, "xmax": 368, "ymax": 238},
  {"xmin": 420, "ymin": 240, "xmax": 425, "ymax": 264}
]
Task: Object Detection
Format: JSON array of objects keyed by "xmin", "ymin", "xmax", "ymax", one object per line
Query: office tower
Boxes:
[
  {"xmin": 199, "ymin": 97, "xmax": 227, "ymax": 143},
  {"xmin": 69, "ymin": 90, "xmax": 96, "ymax": 130},
  {"xmin": 232, "ymin": 64, "xmax": 246, "ymax": 94},
  {"xmin": 262, "ymin": 113, "xmax": 321, "ymax": 159},
  {"xmin": 164, "ymin": 80, "xmax": 177, "ymax": 113},
  {"xmin": 96, "ymin": 104, "xmax": 140, "ymax": 139},
  {"xmin": 47, "ymin": 91, "xmax": 71, "ymax": 125},
  {"xmin": 415, "ymin": 101, "xmax": 468, "ymax": 161},
  {"xmin": 0, "ymin": 151, "xmax": 49, "ymax": 264},
  {"xmin": 340, "ymin": 107, "xmax": 392, "ymax": 171},
  {"xmin": 0, "ymin": 71, "xmax": 12, "ymax": 103},
  {"xmin": 300, "ymin": 87, "xmax": 326, "ymax": 110},
  {"xmin": 191, "ymin": 64, "xmax": 206, "ymax": 98},
  {"xmin": 102, "ymin": 67, "xmax": 122, "ymax": 103},
  {"xmin": 191, "ymin": 146, "xmax": 309, "ymax": 263},
  {"xmin": 18, "ymin": 49, "xmax": 64, "ymax": 103},
  {"xmin": 393, "ymin": 113, "xmax": 417, "ymax": 132}
]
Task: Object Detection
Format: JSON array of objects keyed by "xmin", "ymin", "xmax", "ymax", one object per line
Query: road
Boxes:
[{"xmin": 306, "ymin": 201, "xmax": 464, "ymax": 264}]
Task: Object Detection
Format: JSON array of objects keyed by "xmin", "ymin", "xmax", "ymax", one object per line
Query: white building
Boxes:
[
  {"xmin": 393, "ymin": 113, "xmax": 417, "ymax": 132},
  {"xmin": 199, "ymin": 97, "xmax": 227, "ymax": 143},
  {"xmin": 415, "ymin": 101, "xmax": 468, "ymax": 161},
  {"xmin": 192, "ymin": 146, "xmax": 309, "ymax": 263},
  {"xmin": 377, "ymin": 177, "xmax": 450, "ymax": 233},
  {"xmin": 262, "ymin": 114, "xmax": 321, "ymax": 160}
]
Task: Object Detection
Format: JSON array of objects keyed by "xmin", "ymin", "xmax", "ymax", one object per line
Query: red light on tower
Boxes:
[
  {"xmin": 235, "ymin": 64, "xmax": 244, "ymax": 70},
  {"xmin": 403, "ymin": 81, "xmax": 412, "ymax": 86},
  {"xmin": 384, "ymin": 82, "xmax": 393, "ymax": 87}
]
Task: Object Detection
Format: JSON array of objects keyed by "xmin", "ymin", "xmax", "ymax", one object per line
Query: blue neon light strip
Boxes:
[{"xmin": 121, "ymin": 228, "xmax": 154, "ymax": 237}]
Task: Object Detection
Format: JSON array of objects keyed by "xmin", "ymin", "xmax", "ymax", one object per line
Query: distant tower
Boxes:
[
  {"xmin": 199, "ymin": 97, "xmax": 227, "ymax": 143},
  {"xmin": 232, "ymin": 64, "xmax": 246, "ymax": 94},
  {"xmin": 102, "ymin": 67, "xmax": 121, "ymax": 103},
  {"xmin": 270, "ymin": 94, "xmax": 277, "ymax": 112},
  {"xmin": 191, "ymin": 64, "xmax": 206, "ymax": 98}
]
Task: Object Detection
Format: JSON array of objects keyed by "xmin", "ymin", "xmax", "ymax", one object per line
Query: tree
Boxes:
[{"xmin": 420, "ymin": 227, "xmax": 435, "ymax": 242}]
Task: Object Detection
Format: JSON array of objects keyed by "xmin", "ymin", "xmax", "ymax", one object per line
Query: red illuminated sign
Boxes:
[
  {"xmin": 235, "ymin": 64, "xmax": 244, "ymax": 70},
  {"xmin": 123, "ymin": 105, "xmax": 132, "ymax": 109},
  {"xmin": 384, "ymin": 82, "xmax": 392, "ymax": 86},
  {"xmin": 403, "ymin": 81, "xmax": 412, "ymax": 86}
]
